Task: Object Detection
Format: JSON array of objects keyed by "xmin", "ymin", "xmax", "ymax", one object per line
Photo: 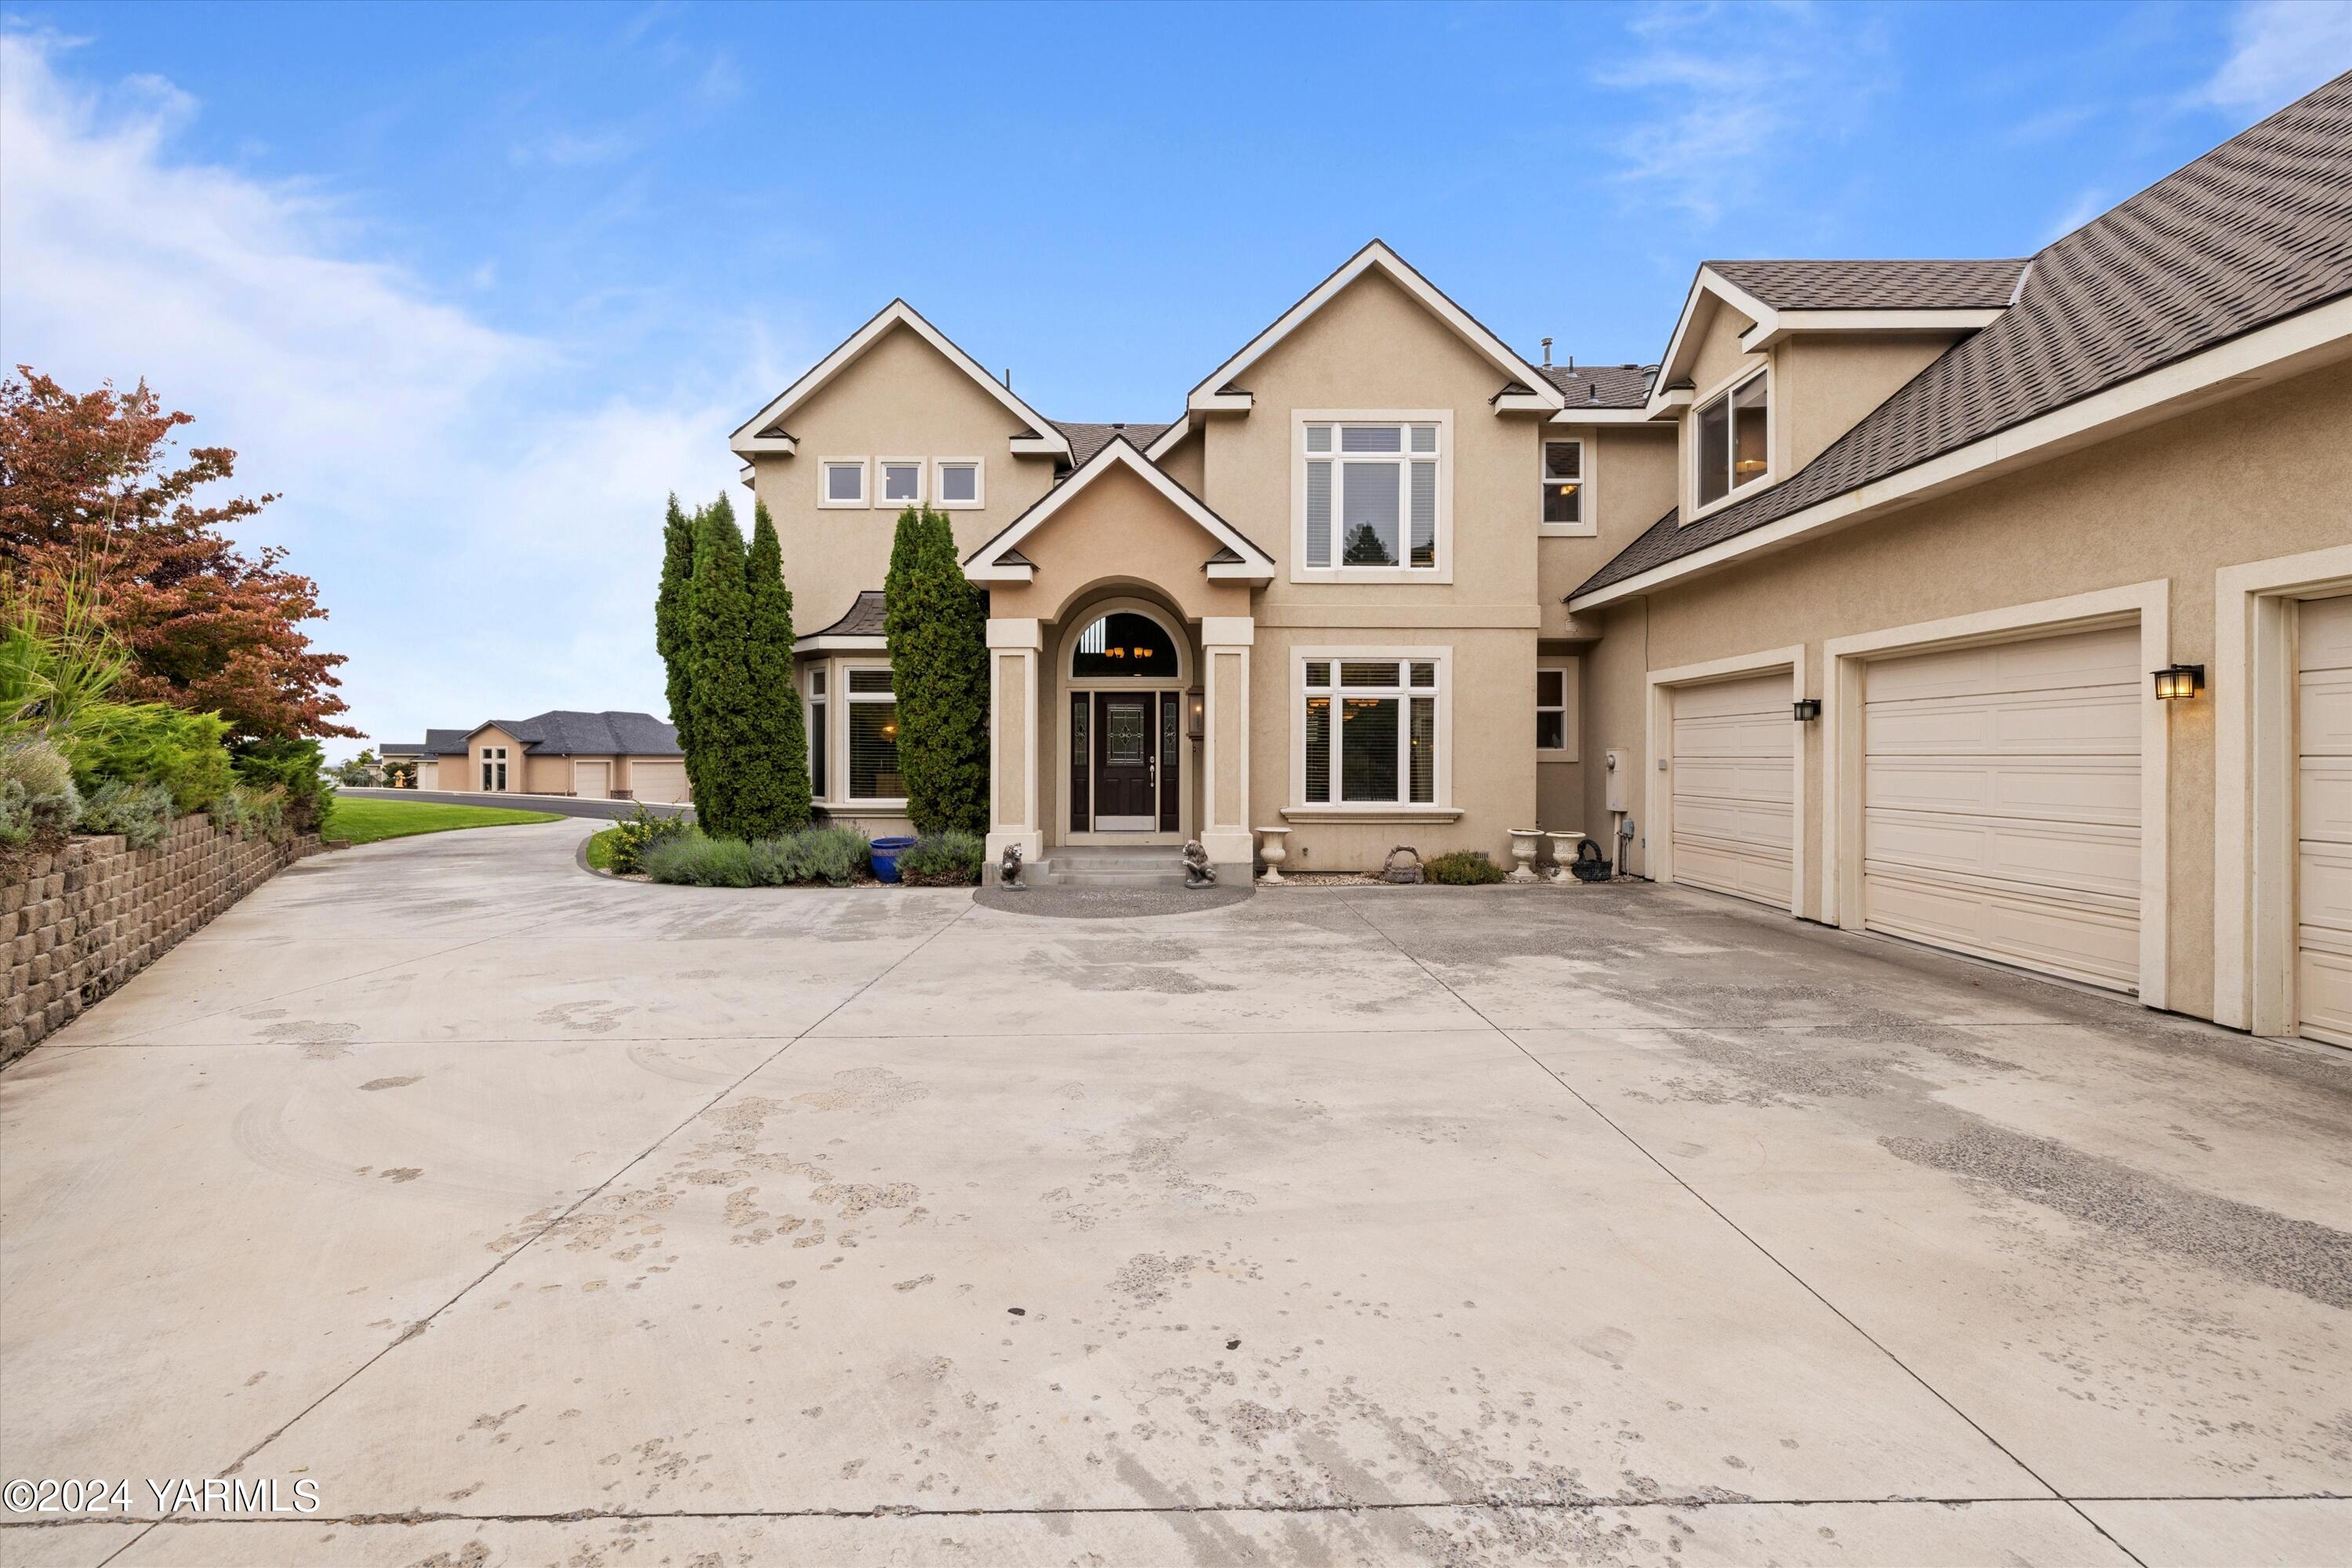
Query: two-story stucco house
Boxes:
[{"xmin": 731, "ymin": 75, "xmax": 2352, "ymax": 1050}]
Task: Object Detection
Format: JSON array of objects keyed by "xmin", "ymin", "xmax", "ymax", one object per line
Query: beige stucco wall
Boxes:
[
  {"xmin": 461, "ymin": 726, "xmax": 524, "ymax": 793},
  {"xmin": 1585, "ymin": 355, "xmax": 2352, "ymax": 1023},
  {"xmin": 1537, "ymin": 424, "xmax": 1678, "ymax": 630},
  {"xmin": 747, "ymin": 322, "xmax": 1062, "ymax": 637},
  {"xmin": 1156, "ymin": 428, "xmax": 1205, "ymax": 494},
  {"xmin": 1774, "ymin": 334, "xmax": 1960, "ymax": 474}
]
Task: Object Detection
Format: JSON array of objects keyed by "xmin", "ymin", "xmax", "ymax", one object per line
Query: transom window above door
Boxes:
[
  {"xmin": 1299, "ymin": 418, "xmax": 1445, "ymax": 573},
  {"xmin": 1072, "ymin": 612, "xmax": 1178, "ymax": 678}
]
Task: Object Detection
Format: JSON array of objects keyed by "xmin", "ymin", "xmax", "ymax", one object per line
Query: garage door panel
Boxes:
[
  {"xmin": 1862, "ymin": 625, "xmax": 2140, "ymax": 993},
  {"xmin": 1864, "ymin": 757, "xmax": 2139, "ymax": 823},
  {"xmin": 633, "ymin": 761, "xmax": 690, "ymax": 804},
  {"xmin": 2302, "ymin": 593, "xmax": 2352, "ymax": 668},
  {"xmin": 2302, "ymin": 760, "xmax": 2352, "ymax": 847},
  {"xmin": 1865, "ymin": 811, "xmax": 2140, "ymax": 902},
  {"xmin": 1670, "ymin": 672, "xmax": 1791, "ymax": 906},
  {"xmin": 1863, "ymin": 871, "xmax": 2140, "ymax": 989},
  {"xmin": 1861, "ymin": 626, "xmax": 2140, "ymax": 704},
  {"xmin": 2297, "ymin": 945, "xmax": 2352, "ymax": 1047},
  {"xmin": 2299, "ymin": 671, "xmax": 2352, "ymax": 759},
  {"xmin": 1864, "ymin": 690, "xmax": 2138, "ymax": 756}
]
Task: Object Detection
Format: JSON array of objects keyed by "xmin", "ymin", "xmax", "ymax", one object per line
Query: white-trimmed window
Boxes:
[
  {"xmin": 934, "ymin": 459, "xmax": 984, "ymax": 509},
  {"xmin": 1694, "ymin": 370, "xmax": 1769, "ymax": 510},
  {"xmin": 1540, "ymin": 439, "xmax": 1590, "ymax": 535},
  {"xmin": 819, "ymin": 459, "xmax": 869, "ymax": 509},
  {"xmin": 806, "ymin": 666, "xmax": 829, "ymax": 799},
  {"xmin": 1537, "ymin": 658, "xmax": 1579, "ymax": 759},
  {"xmin": 844, "ymin": 665, "xmax": 902, "ymax": 802},
  {"xmin": 1298, "ymin": 416, "xmax": 1446, "ymax": 573},
  {"xmin": 877, "ymin": 459, "xmax": 924, "ymax": 509},
  {"xmin": 1301, "ymin": 658, "xmax": 1441, "ymax": 806},
  {"xmin": 478, "ymin": 746, "xmax": 507, "ymax": 792}
]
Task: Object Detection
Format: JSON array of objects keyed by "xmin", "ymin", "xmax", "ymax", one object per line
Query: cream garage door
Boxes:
[
  {"xmin": 1863, "ymin": 624, "xmax": 2140, "ymax": 990},
  {"xmin": 2296, "ymin": 593, "xmax": 2352, "ymax": 1047},
  {"xmin": 1669, "ymin": 671, "xmax": 1793, "ymax": 905},
  {"xmin": 633, "ymin": 760, "xmax": 690, "ymax": 804},
  {"xmin": 574, "ymin": 760, "xmax": 612, "ymax": 799}
]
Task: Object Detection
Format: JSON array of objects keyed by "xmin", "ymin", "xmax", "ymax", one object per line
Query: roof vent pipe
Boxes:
[
  {"xmin": 1541, "ymin": 336, "xmax": 1552, "ymax": 367},
  {"xmin": 1002, "ymin": 368, "xmax": 1012, "ymax": 389}
]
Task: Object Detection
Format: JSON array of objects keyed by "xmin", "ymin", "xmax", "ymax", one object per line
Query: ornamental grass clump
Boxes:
[
  {"xmin": 1423, "ymin": 848, "xmax": 1508, "ymax": 885},
  {"xmin": 895, "ymin": 829, "xmax": 982, "ymax": 887},
  {"xmin": 0, "ymin": 739, "xmax": 78, "ymax": 851}
]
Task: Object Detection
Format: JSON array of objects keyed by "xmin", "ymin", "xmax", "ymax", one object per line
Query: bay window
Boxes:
[
  {"xmin": 807, "ymin": 668, "xmax": 828, "ymax": 798},
  {"xmin": 1301, "ymin": 658, "xmax": 1440, "ymax": 807},
  {"xmin": 1694, "ymin": 371, "xmax": 1769, "ymax": 509},
  {"xmin": 1299, "ymin": 418, "xmax": 1444, "ymax": 572}
]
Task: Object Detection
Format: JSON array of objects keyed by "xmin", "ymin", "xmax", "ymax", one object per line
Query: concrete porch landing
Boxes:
[{"xmin": 1, "ymin": 817, "xmax": 2346, "ymax": 1566}]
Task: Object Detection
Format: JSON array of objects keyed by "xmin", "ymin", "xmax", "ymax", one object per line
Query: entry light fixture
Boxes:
[
  {"xmin": 1791, "ymin": 699, "xmax": 1821, "ymax": 721},
  {"xmin": 2151, "ymin": 664, "xmax": 2205, "ymax": 701},
  {"xmin": 1186, "ymin": 688, "xmax": 1205, "ymax": 740}
]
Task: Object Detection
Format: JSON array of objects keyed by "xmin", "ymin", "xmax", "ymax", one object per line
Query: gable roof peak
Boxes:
[
  {"xmin": 961, "ymin": 436, "xmax": 1276, "ymax": 585},
  {"xmin": 730, "ymin": 298, "xmax": 1071, "ymax": 460},
  {"xmin": 1177, "ymin": 239, "xmax": 1566, "ymax": 415}
]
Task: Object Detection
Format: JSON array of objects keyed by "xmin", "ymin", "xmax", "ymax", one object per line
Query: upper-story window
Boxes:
[
  {"xmin": 1694, "ymin": 371, "xmax": 1769, "ymax": 510},
  {"xmin": 877, "ymin": 459, "xmax": 924, "ymax": 507},
  {"xmin": 934, "ymin": 459, "xmax": 983, "ymax": 509},
  {"xmin": 1541, "ymin": 439, "xmax": 1588, "ymax": 534},
  {"xmin": 819, "ymin": 459, "xmax": 868, "ymax": 509},
  {"xmin": 1299, "ymin": 418, "xmax": 1445, "ymax": 574}
]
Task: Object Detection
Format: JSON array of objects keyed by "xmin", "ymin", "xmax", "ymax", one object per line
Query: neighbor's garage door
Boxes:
[
  {"xmin": 1670, "ymin": 671, "xmax": 1793, "ymax": 906},
  {"xmin": 1862, "ymin": 624, "xmax": 2140, "ymax": 991},
  {"xmin": 574, "ymin": 760, "xmax": 612, "ymax": 799},
  {"xmin": 2296, "ymin": 593, "xmax": 2352, "ymax": 1047},
  {"xmin": 633, "ymin": 760, "xmax": 690, "ymax": 804}
]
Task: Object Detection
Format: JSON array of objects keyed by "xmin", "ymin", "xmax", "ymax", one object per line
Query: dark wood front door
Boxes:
[{"xmin": 1093, "ymin": 692, "xmax": 1156, "ymax": 829}]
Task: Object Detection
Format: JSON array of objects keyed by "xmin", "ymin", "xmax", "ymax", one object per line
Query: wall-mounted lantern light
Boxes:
[
  {"xmin": 2151, "ymin": 664, "xmax": 2205, "ymax": 701},
  {"xmin": 1792, "ymin": 699, "xmax": 1821, "ymax": 721},
  {"xmin": 1187, "ymin": 687, "xmax": 1206, "ymax": 739}
]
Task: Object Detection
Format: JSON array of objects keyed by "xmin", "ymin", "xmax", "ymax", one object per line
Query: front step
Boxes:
[{"xmin": 1029, "ymin": 844, "xmax": 1191, "ymax": 889}]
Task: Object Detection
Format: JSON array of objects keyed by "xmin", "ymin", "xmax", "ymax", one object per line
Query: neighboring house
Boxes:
[
  {"xmin": 730, "ymin": 76, "xmax": 2352, "ymax": 1048},
  {"xmin": 383, "ymin": 712, "xmax": 689, "ymax": 802}
]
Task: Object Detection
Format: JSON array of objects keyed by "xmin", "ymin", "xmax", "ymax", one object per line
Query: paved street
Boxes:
[{"xmin": 1, "ymin": 818, "xmax": 2346, "ymax": 1566}]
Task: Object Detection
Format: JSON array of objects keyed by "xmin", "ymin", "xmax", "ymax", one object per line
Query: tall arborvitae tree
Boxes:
[
  {"xmin": 735, "ymin": 501, "xmax": 812, "ymax": 837},
  {"xmin": 884, "ymin": 506, "xmax": 990, "ymax": 835},
  {"xmin": 654, "ymin": 493, "xmax": 700, "ymax": 797},
  {"xmin": 684, "ymin": 495, "xmax": 753, "ymax": 837}
]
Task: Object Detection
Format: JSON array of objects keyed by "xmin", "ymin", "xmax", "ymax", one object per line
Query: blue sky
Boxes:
[{"xmin": 3, "ymin": 1, "xmax": 2347, "ymax": 758}]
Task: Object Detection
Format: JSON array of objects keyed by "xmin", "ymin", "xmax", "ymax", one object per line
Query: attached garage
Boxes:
[
  {"xmin": 574, "ymin": 760, "xmax": 612, "ymax": 800},
  {"xmin": 632, "ymin": 760, "xmax": 691, "ymax": 804},
  {"xmin": 1860, "ymin": 624, "xmax": 2141, "ymax": 991},
  {"xmin": 1669, "ymin": 671, "xmax": 1794, "ymax": 906},
  {"xmin": 2297, "ymin": 593, "xmax": 2352, "ymax": 1047}
]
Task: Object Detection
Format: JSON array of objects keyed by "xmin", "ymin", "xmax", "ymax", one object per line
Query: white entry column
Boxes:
[
  {"xmin": 985, "ymin": 618, "xmax": 1043, "ymax": 876},
  {"xmin": 1200, "ymin": 616, "xmax": 1254, "ymax": 874}
]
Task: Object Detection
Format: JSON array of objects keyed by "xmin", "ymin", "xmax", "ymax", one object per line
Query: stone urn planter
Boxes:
[
  {"xmin": 1255, "ymin": 826, "xmax": 1291, "ymax": 885},
  {"xmin": 1507, "ymin": 829, "xmax": 1544, "ymax": 884},
  {"xmin": 1546, "ymin": 830, "xmax": 1585, "ymax": 884}
]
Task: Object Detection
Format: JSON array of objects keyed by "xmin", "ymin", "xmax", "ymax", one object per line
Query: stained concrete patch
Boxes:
[{"xmin": 1882, "ymin": 1120, "xmax": 2352, "ymax": 1309}]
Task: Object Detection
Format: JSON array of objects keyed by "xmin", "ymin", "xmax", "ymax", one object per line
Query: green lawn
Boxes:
[
  {"xmin": 584, "ymin": 826, "xmax": 619, "ymax": 869},
  {"xmin": 326, "ymin": 797, "xmax": 564, "ymax": 845}
]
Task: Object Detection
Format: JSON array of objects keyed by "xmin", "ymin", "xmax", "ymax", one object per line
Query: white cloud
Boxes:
[
  {"xmin": 2200, "ymin": 0, "xmax": 2352, "ymax": 114},
  {"xmin": 1595, "ymin": 2, "xmax": 1893, "ymax": 226},
  {"xmin": 2047, "ymin": 187, "xmax": 2109, "ymax": 245},
  {"xmin": 0, "ymin": 28, "xmax": 764, "ymax": 759}
]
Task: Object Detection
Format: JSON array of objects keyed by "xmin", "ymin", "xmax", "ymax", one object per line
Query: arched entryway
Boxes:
[{"xmin": 1055, "ymin": 597, "xmax": 1193, "ymax": 842}]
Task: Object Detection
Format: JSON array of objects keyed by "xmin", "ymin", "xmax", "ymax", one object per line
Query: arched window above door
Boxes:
[{"xmin": 1072, "ymin": 611, "xmax": 1178, "ymax": 679}]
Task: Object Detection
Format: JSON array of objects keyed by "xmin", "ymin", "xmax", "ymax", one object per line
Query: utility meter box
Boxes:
[{"xmin": 1604, "ymin": 749, "xmax": 1628, "ymax": 812}]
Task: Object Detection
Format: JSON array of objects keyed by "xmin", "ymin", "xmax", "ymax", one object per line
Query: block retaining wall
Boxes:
[{"xmin": 2, "ymin": 815, "xmax": 322, "ymax": 1066}]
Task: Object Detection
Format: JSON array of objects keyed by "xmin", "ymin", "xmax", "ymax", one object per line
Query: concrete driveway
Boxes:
[{"xmin": 2, "ymin": 819, "xmax": 2347, "ymax": 1567}]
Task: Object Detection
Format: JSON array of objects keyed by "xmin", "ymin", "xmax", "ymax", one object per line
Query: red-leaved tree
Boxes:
[{"xmin": 0, "ymin": 368, "xmax": 354, "ymax": 741}]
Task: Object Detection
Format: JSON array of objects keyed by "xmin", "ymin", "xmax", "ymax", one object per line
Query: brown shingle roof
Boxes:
[
  {"xmin": 1049, "ymin": 419, "xmax": 1174, "ymax": 468},
  {"xmin": 1537, "ymin": 362, "xmax": 1654, "ymax": 408},
  {"xmin": 1706, "ymin": 258, "xmax": 2027, "ymax": 311},
  {"xmin": 1577, "ymin": 72, "xmax": 2352, "ymax": 600}
]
